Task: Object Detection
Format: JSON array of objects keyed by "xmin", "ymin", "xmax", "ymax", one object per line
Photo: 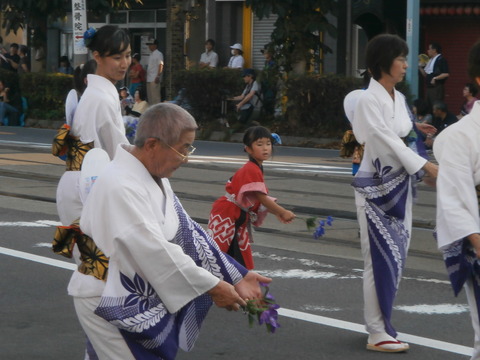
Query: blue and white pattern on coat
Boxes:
[{"xmin": 94, "ymin": 196, "xmax": 247, "ymax": 360}]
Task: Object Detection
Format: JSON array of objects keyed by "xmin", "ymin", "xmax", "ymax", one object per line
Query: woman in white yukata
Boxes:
[
  {"xmin": 54, "ymin": 25, "xmax": 131, "ymax": 359},
  {"xmin": 351, "ymin": 34, "xmax": 438, "ymax": 353},
  {"xmin": 56, "ymin": 25, "xmax": 130, "ymax": 225},
  {"xmin": 435, "ymin": 41, "xmax": 480, "ymax": 360}
]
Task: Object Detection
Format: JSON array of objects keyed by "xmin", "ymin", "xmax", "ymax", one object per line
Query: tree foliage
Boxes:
[
  {"xmin": 0, "ymin": 0, "xmax": 143, "ymax": 48},
  {"xmin": 245, "ymin": 0, "xmax": 338, "ymax": 73}
]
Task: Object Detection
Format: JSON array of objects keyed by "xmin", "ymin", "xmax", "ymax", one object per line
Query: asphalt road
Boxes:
[{"xmin": 0, "ymin": 126, "xmax": 473, "ymax": 359}]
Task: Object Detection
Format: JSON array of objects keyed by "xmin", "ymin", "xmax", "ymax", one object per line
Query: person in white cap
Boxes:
[
  {"xmin": 227, "ymin": 43, "xmax": 244, "ymax": 69},
  {"xmin": 146, "ymin": 38, "xmax": 164, "ymax": 105}
]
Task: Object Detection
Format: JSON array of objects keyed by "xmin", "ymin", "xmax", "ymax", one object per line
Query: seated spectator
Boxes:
[
  {"xmin": 126, "ymin": 86, "xmax": 149, "ymax": 117},
  {"xmin": 128, "ymin": 53, "xmax": 145, "ymax": 96},
  {"xmin": 199, "ymin": 39, "xmax": 219, "ymax": 69},
  {"xmin": 123, "ymin": 86, "xmax": 149, "ymax": 142},
  {"xmin": 119, "ymin": 86, "xmax": 134, "ymax": 116},
  {"xmin": 0, "ymin": 78, "xmax": 22, "ymax": 126},
  {"xmin": 425, "ymin": 100, "xmax": 458, "ymax": 148},
  {"xmin": 58, "ymin": 56, "xmax": 74, "ymax": 75},
  {"xmin": 168, "ymin": 88, "xmax": 192, "ymax": 111},
  {"xmin": 412, "ymin": 98, "xmax": 432, "ymax": 124},
  {"xmin": 229, "ymin": 68, "xmax": 259, "ymax": 124},
  {"xmin": 459, "ymin": 82, "xmax": 478, "ymax": 118}
]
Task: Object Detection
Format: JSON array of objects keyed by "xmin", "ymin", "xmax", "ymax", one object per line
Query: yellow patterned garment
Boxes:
[
  {"xmin": 52, "ymin": 219, "xmax": 109, "ymax": 281},
  {"xmin": 52, "ymin": 123, "xmax": 94, "ymax": 171}
]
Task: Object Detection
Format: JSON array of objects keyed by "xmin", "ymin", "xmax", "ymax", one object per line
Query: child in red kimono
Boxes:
[{"xmin": 208, "ymin": 126, "xmax": 296, "ymax": 269}]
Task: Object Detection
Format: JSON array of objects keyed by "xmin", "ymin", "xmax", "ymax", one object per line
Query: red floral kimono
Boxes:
[{"xmin": 208, "ymin": 160, "xmax": 272, "ymax": 269}]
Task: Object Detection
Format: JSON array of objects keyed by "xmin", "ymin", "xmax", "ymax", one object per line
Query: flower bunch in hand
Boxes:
[
  {"xmin": 242, "ymin": 282, "xmax": 280, "ymax": 333},
  {"xmin": 301, "ymin": 216, "xmax": 334, "ymax": 239}
]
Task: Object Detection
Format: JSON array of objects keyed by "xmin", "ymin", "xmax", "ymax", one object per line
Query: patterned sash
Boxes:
[
  {"xmin": 52, "ymin": 219, "xmax": 109, "ymax": 281},
  {"xmin": 352, "ymin": 159, "xmax": 410, "ymax": 338},
  {"xmin": 440, "ymin": 185, "xmax": 480, "ymax": 321},
  {"xmin": 94, "ymin": 196, "xmax": 247, "ymax": 360},
  {"xmin": 52, "ymin": 123, "xmax": 93, "ymax": 171}
]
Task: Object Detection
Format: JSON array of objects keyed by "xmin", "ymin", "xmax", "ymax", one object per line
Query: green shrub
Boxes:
[
  {"xmin": 282, "ymin": 74, "xmax": 362, "ymax": 138},
  {"xmin": 172, "ymin": 68, "xmax": 244, "ymax": 125},
  {"xmin": 19, "ymin": 72, "xmax": 72, "ymax": 120}
]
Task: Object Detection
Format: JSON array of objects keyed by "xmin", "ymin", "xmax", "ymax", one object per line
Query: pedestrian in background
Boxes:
[
  {"xmin": 128, "ymin": 53, "xmax": 145, "ymax": 97},
  {"xmin": 459, "ymin": 82, "xmax": 478, "ymax": 118},
  {"xmin": 352, "ymin": 34, "xmax": 438, "ymax": 353},
  {"xmin": 146, "ymin": 38, "xmax": 164, "ymax": 104},
  {"xmin": 227, "ymin": 43, "xmax": 244, "ymax": 69},
  {"xmin": 419, "ymin": 42, "xmax": 449, "ymax": 112},
  {"xmin": 199, "ymin": 38, "xmax": 219, "ymax": 69}
]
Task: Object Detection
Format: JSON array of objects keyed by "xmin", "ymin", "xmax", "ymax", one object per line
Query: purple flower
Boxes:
[
  {"xmin": 311, "ymin": 216, "xmax": 334, "ymax": 239},
  {"xmin": 243, "ymin": 283, "xmax": 280, "ymax": 334}
]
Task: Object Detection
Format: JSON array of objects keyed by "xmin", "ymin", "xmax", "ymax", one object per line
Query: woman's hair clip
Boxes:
[
  {"xmin": 83, "ymin": 27, "xmax": 97, "ymax": 47},
  {"xmin": 271, "ymin": 133, "xmax": 282, "ymax": 145}
]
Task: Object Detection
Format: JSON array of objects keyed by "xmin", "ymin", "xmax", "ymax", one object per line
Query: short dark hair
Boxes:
[
  {"xmin": 433, "ymin": 100, "xmax": 448, "ymax": 113},
  {"xmin": 135, "ymin": 86, "xmax": 147, "ymax": 101},
  {"xmin": 468, "ymin": 41, "xmax": 480, "ymax": 80},
  {"xmin": 87, "ymin": 25, "xmax": 130, "ymax": 57},
  {"xmin": 366, "ymin": 34, "xmax": 408, "ymax": 81},
  {"xmin": 413, "ymin": 98, "xmax": 429, "ymax": 116},
  {"xmin": 10, "ymin": 43, "xmax": 19, "ymax": 50},
  {"xmin": 243, "ymin": 126, "xmax": 273, "ymax": 147},
  {"xmin": 205, "ymin": 39, "xmax": 215, "ymax": 47},
  {"xmin": 465, "ymin": 83, "xmax": 478, "ymax": 96},
  {"xmin": 429, "ymin": 42, "xmax": 442, "ymax": 54}
]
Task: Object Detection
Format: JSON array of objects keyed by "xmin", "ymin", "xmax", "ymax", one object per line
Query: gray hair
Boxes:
[{"xmin": 134, "ymin": 103, "xmax": 198, "ymax": 147}]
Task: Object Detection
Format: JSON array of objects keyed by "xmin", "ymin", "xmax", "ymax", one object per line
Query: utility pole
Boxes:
[{"xmin": 406, "ymin": 0, "xmax": 420, "ymax": 100}]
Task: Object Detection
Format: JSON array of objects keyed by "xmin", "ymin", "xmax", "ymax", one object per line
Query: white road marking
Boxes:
[
  {"xmin": 34, "ymin": 242, "xmax": 54, "ymax": 248},
  {"xmin": 189, "ymin": 156, "xmax": 352, "ymax": 175},
  {"xmin": 395, "ymin": 304, "xmax": 469, "ymax": 315},
  {"xmin": 279, "ymin": 308, "xmax": 473, "ymax": 356},
  {"xmin": 0, "ymin": 220, "xmax": 61, "ymax": 227},
  {"xmin": 0, "ymin": 246, "xmax": 473, "ymax": 357},
  {"xmin": 0, "ymin": 246, "xmax": 76, "ymax": 270}
]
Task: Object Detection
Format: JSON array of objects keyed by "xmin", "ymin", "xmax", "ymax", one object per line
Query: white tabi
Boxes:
[
  {"xmin": 56, "ymin": 74, "xmax": 129, "ymax": 226},
  {"xmin": 352, "ymin": 78, "xmax": 427, "ymax": 339},
  {"xmin": 73, "ymin": 144, "xmax": 246, "ymax": 359},
  {"xmin": 434, "ymin": 101, "xmax": 480, "ymax": 360}
]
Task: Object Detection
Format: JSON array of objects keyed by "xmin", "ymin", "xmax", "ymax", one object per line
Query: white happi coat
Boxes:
[
  {"xmin": 72, "ymin": 144, "xmax": 219, "ymax": 313},
  {"xmin": 353, "ymin": 78, "xmax": 427, "ymax": 178},
  {"xmin": 435, "ymin": 101, "xmax": 480, "ymax": 250},
  {"xmin": 71, "ymin": 74, "xmax": 128, "ymax": 160}
]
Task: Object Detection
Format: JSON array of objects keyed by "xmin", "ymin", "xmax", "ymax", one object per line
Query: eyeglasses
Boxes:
[{"xmin": 152, "ymin": 137, "xmax": 195, "ymax": 161}]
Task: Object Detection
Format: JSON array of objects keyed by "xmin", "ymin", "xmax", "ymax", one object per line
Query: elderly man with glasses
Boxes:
[{"xmin": 69, "ymin": 103, "xmax": 270, "ymax": 359}]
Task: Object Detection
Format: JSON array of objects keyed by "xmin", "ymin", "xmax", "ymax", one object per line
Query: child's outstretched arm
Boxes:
[{"xmin": 255, "ymin": 192, "xmax": 296, "ymax": 224}]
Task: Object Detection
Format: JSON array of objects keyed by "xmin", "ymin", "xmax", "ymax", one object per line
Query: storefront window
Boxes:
[
  {"xmin": 130, "ymin": 10, "xmax": 155, "ymax": 23},
  {"xmin": 110, "ymin": 12, "xmax": 128, "ymax": 24},
  {"xmin": 157, "ymin": 10, "xmax": 166, "ymax": 22}
]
